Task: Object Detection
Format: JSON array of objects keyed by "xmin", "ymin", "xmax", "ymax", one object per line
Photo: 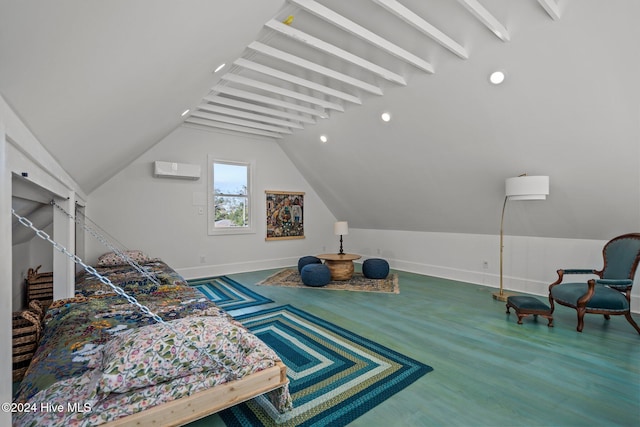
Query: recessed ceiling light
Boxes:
[
  {"xmin": 181, "ymin": 109, "xmax": 190, "ymax": 117},
  {"xmin": 381, "ymin": 112, "xmax": 391, "ymax": 122},
  {"xmin": 214, "ymin": 63, "xmax": 226, "ymax": 73},
  {"xmin": 489, "ymin": 71, "xmax": 505, "ymax": 85},
  {"xmin": 320, "ymin": 135, "xmax": 328, "ymax": 143}
]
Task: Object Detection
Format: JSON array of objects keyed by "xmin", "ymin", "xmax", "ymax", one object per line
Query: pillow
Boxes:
[
  {"xmin": 97, "ymin": 316, "xmax": 277, "ymax": 396},
  {"xmin": 97, "ymin": 250, "xmax": 150, "ymax": 267}
]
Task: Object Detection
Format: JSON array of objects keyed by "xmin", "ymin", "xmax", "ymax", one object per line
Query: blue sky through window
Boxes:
[{"xmin": 214, "ymin": 163, "xmax": 247, "ymax": 195}]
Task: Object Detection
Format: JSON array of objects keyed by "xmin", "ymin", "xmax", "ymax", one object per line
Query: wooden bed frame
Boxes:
[{"xmin": 104, "ymin": 361, "xmax": 287, "ymax": 426}]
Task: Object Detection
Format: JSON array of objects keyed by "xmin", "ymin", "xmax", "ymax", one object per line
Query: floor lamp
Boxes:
[{"xmin": 493, "ymin": 175, "xmax": 550, "ymax": 301}]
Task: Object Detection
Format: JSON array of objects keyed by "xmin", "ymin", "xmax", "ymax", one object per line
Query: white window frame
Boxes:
[{"xmin": 207, "ymin": 155, "xmax": 255, "ymax": 236}]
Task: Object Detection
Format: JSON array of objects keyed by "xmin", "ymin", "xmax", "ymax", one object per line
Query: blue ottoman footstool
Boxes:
[
  {"xmin": 298, "ymin": 256, "xmax": 322, "ymax": 273},
  {"xmin": 506, "ymin": 296, "xmax": 554, "ymax": 327},
  {"xmin": 300, "ymin": 264, "xmax": 331, "ymax": 287},
  {"xmin": 362, "ymin": 258, "xmax": 390, "ymax": 279}
]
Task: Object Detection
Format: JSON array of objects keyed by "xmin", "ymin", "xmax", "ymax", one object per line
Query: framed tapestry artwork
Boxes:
[{"xmin": 265, "ymin": 190, "xmax": 305, "ymax": 240}]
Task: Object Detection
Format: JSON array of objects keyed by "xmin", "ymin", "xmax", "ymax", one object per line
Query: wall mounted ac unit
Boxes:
[{"xmin": 153, "ymin": 161, "xmax": 201, "ymax": 180}]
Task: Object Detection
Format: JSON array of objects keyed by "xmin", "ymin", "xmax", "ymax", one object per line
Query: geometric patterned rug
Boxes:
[
  {"xmin": 220, "ymin": 305, "xmax": 433, "ymax": 426},
  {"xmin": 188, "ymin": 276, "xmax": 273, "ymax": 311}
]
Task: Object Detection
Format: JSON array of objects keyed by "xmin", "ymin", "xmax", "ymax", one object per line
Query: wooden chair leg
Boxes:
[
  {"xmin": 576, "ymin": 308, "xmax": 586, "ymax": 332},
  {"xmin": 624, "ymin": 312, "xmax": 640, "ymax": 334}
]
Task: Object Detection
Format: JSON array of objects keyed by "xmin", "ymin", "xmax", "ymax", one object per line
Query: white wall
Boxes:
[
  {"xmin": 0, "ymin": 111, "xmax": 10, "ymax": 425},
  {"xmin": 12, "ymin": 225, "xmax": 55, "ymax": 311},
  {"xmin": 86, "ymin": 124, "xmax": 640, "ymax": 313},
  {"xmin": 2, "ymin": 95, "xmax": 83, "ymax": 417},
  {"xmin": 87, "ymin": 125, "xmax": 339, "ymax": 278},
  {"xmin": 6, "ymin": 122, "xmax": 83, "ymax": 301},
  {"xmin": 350, "ymin": 228, "xmax": 639, "ymax": 312},
  {"xmin": 12, "ymin": 241, "xmax": 29, "ymax": 310}
]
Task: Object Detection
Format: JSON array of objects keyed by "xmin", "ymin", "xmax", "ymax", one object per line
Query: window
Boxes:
[{"xmin": 208, "ymin": 158, "xmax": 254, "ymax": 235}]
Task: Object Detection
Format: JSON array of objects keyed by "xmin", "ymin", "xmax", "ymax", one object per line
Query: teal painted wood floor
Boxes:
[{"xmin": 188, "ymin": 268, "xmax": 640, "ymax": 427}]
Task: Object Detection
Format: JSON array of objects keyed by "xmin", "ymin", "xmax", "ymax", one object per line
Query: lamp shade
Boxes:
[
  {"xmin": 505, "ymin": 176, "xmax": 549, "ymax": 201},
  {"xmin": 334, "ymin": 221, "xmax": 348, "ymax": 236}
]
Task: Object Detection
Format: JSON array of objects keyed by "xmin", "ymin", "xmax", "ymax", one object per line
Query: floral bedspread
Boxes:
[{"xmin": 13, "ymin": 260, "xmax": 292, "ymax": 426}]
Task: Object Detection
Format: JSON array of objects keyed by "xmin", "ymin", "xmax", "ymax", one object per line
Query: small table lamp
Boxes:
[{"xmin": 334, "ymin": 221, "xmax": 349, "ymax": 255}]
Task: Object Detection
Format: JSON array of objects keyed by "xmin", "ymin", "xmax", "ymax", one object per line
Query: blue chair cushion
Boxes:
[
  {"xmin": 507, "ymin": 296, "xmax": 550, "ymax": 312},
  {"xmin": 298, "ymin": 256, "xmax": 322, "ymax": 273},
  {"xmin": 300, "ymin": 264, "xmax": 331, "ymax": 287},
  {"xmin": 551, "ymin": 282, "xmax": 629, "ymax": 312},
  {"xmin": 596, "ymin": 278, "xmax": 633, "ymax": 291},
  {"xmin": 362, "ymin": 258, "xmax": 390, "ymax": 279}
]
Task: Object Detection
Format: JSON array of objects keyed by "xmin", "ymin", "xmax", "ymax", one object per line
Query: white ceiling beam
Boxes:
[
  {"xmin": 184, "ymin": 118, "xmax": 283, "ymax": 139},
  {"xmin": 371, "ymin": 0, "xmax": 468, "ymax": 59},
  {"xmin": 190, "ymin": 110, "xmax": 293, "ymax": 134},
  {"xmin": 234, "ymin": 58, "xmax": 362, "ymax": 105},
  {"xmin": 265, "ymin": 20, "xmax": 407, "ymax": 86},
  {"xmin": 222, "ymin": 73, "xmax": 344, "ymax": 112},
  {"xmin": 248, "ymin": 42, "xmax": 384, "ymax": 96},
  {"xmin": 289, "ymin": 0, "xmax": 434, "ymax": 73},
  {"xmin": 197, "ymin": 103, "xmax": 304, "ymax": 129},
  {"xmin": 204, "ymin": 95, "xmax": 317, "ymax": 124},
  {"xmin": 457, "ymin": 0, "xmax": 510, "ymax": 42},
  {"xmin": 211, "ymin": 85, "xmax": 328, "ymax": 117},
  {"xmin": 536, "ymin": 0, "xmax": 561, "ymax": 20}
]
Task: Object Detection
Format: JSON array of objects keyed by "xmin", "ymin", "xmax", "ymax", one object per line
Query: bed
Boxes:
[{"xmin": 12, "ymin": 253, "xmax": 292, "ymax": 426}]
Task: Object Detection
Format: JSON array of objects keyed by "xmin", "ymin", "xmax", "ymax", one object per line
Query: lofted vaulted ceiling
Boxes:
[
  {"xmin": 1, "ymin": 0, "xmax": 639, "ymax": 240},
  {"xmin": 186, "ymin": 0, "xmax": 562, "ymax": 138}
]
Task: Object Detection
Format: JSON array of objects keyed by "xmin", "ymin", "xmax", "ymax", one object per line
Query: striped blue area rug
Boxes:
[
  {"xmin": 220, "ymin": 305, "xmax": 433, "ymax": 426},
  {"xmin": 188, "ymin": 276, "xmax": 273, "ymax": 311}
]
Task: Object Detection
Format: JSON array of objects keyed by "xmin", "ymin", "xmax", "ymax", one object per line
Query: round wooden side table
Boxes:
[{"xmin": 316, "ymin": 253, "xmax": 361, "ymax": 280}]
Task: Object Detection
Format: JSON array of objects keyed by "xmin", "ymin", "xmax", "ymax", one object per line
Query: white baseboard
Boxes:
[
  {"xmin": 176, "ymin": 257, "xmax": 297, "ymax": 281},
  {"xmin": 177, "ymin": 255, "xmax": 640, "ymax": 314},
  {"xmin": 383, "ymin": 257, "xmax": 640, "ymax": 314}
]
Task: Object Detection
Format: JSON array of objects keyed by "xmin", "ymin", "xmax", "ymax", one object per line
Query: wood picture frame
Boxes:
[{"xmin": 265, "ymin": 190, "xmax": 304, "ymax": 240}]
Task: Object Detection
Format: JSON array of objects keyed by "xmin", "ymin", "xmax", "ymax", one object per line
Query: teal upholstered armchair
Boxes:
[{"xmin": 548, "ymin": 233, "xmax": 640, "ymax": 334}]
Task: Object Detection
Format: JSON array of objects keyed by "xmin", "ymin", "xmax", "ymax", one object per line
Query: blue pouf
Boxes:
[
  {"xmin": 362, "ymin": 258, "xmax": 390, "ymax": 279},
  {"xmin": 300, "ymin": 264, "xmax": 331, "ymax": 287},
  {"xmin": 298, "ymin": 256, "xmax": 322, "ymax": 273}
]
